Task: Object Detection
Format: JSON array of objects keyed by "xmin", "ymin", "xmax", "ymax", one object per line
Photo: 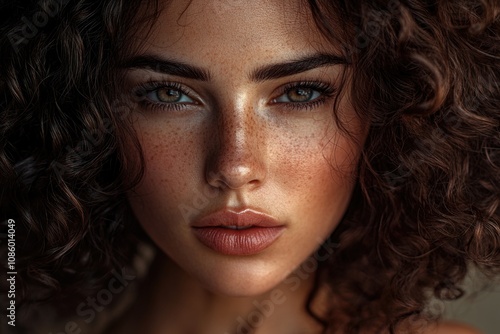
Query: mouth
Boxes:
[
  {"xmin": 190, "ymin": 208, "xmax": 286, "ymax": 255},
  {"xmin": 222, "ymin": 225, "xmax": 253, "ymax": 230}
]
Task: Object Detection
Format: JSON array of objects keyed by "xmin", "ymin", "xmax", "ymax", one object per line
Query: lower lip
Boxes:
[{"xmin": 191, "ymin": 226, "xmax": 285, "ymax": 255}]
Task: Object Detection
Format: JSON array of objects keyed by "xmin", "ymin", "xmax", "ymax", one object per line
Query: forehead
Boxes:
[{"xmin": 130, "ymin": 0, "xmax": 339, "ymax": 65}]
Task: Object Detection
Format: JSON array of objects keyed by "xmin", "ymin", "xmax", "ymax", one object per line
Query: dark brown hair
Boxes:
[{"xmin": 1, "ymin": 0, "xmax": 499, "ymax": 333}]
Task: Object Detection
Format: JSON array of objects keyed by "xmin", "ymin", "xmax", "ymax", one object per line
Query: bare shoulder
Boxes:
[{"xmin": 426, "ymin": 321, "xmax": 483, "ymax": 334}]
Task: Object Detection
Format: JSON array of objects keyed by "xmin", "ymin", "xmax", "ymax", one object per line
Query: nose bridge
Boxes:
[
  {"xmin": 221, "ymin": 104, "xmax": 256, "ymax": 158},
  {"xmin": 206, "ymin": 98, "xmax": 266, "ymax": 190}
]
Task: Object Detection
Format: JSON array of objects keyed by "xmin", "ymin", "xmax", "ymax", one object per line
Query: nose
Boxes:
[{"xmin": 205, "ymin": 103, "xmax": 267, "ymax": 190}]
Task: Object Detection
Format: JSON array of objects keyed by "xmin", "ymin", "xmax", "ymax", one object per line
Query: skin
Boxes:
[
  {"xmin": 123, "ymin": 0, "xmax": 362, "ymax": 295},
  {"xmin": 114, "ymin": 0, "xmax": 481, "ymax": 333}
]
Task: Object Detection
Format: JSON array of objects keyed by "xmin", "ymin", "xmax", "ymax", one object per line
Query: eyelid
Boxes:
[
  {"xmin": 269, "ymin": 81, "xmax": 336, "ymax": 104},
  {"xmin": 133, "ymin": 80, "xmax": 204, "ymax": 113},
  {"xmin": 132, "ymin": 79, "xmax": 336, "ymax": 113},
  {"xmin": 273, "ymin": 88, "xmax": 322, "ymax": 103},
  {"xmin": 134, "ymin": 81, "xmax": 200, "ymax": 104}
]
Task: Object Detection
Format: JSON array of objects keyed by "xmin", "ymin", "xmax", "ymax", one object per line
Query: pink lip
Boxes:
[{"xmin": 191, "ymin": 208, "xmax": 286, "ymax": 255}]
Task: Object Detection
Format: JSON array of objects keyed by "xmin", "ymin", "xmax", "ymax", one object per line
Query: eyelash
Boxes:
[
  {"xmin": 134, "ymin": 81, "xmax": 195, "ymax": 112},
  {"xmin": 134, "ymin": 80, "xmax": 336, "ymax": 113},
  {"xmin": 272, "ymin": 81, "xmax": 336, "ymax": 111}
]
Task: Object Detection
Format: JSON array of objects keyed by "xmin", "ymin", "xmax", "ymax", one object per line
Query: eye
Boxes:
[
  {"xmin": 270, "ymin": 81, "xmax": 336, "ymax": 111},
  {"xmin": 274, "ymin": 87, "xmax": 322, "ymax": 103},
  {"xmin": 134, "ymin": 81, "xmax": 198, "ymax": 113},
  {"xmin": 145, "ymin": 86, "xmax": 194, "ymax": 104}
]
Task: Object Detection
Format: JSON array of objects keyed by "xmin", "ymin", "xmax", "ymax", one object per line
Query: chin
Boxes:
[
  {"xmin": 202, "ymin": 279, "xmax": 280, "ymax": 298},
  {"xmin": 192, "ymin": 261, "xmax": 288, "ymax": 297}
]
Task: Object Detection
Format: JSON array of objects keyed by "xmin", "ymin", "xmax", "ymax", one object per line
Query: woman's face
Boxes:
[{"xmin": 123, "ymin": 0, "xmax": 368, "ymax": 296}]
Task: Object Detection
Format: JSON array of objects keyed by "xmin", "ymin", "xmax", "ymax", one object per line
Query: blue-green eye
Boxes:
[
  {"xmin": 146, "ymin": 87, "xmax": 194, "ymax": 104},
  {"xmin": 274, "ymin": 87, "xmax": 322, "ymax": 103}
]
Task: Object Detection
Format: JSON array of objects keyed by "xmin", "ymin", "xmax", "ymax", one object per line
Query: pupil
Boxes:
[
  {"xmin": 158, "ymin": 88, "xmax": 181, "ymax": 102},
  {"xmin": 288, "ymin": 88, "xmax": 312, "ymax": 102}
]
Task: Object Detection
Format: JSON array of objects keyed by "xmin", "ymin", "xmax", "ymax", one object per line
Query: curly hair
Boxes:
[
  {"xmin": 0, "ymin": 0, "xmax": 150, "ymax": 326},
  {"xmin": 310, "ymin": 0, "xmax": 500, "ymax": 332},
  {"xmin": 1, "ymin": 0, "xmax": 499, "ymax": 333}
]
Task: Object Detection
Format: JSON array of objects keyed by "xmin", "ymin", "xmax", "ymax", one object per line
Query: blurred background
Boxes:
[{"xmin": 443, "ymin": 269, "xmax": 500, "ymax": 334}]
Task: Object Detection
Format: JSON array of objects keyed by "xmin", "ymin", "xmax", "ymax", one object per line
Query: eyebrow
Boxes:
[
  {"xmin": 251, "ymin": 53, "xmax": 349, "ymax": 82},
  {"xmin": 120, "ymin": 53, "xmax": 348, "ymax": 82},
  {"xmin": 121, "ymin": 55, "xmax": 211, "ymax": 81}
]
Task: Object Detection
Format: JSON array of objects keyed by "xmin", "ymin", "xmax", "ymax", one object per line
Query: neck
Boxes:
[{"xmin": 112, "ymin": 250, "xmax": 329, "ymax": 334}]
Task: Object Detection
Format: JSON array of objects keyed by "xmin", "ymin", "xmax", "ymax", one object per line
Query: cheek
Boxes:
[
  {"xmin": 135, "ymin": 126, "xmax": 198, "ymax": 190},
  {"xmin": 126, "ymin": 126, "xmax": 203, "ymax": 232},
  {"xmin": 126, "ymin": 126, "xmax": 205, "ymax": 258},
  {"xmin": 274, "ymin": 127, "xmax": 362, "ymax": 243},
  {"xmin": 272, "ymin": 125, "xmax": 360, "ymax": 204}
]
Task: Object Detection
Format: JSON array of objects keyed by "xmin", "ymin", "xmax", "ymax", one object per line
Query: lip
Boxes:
[{"xmin": 191, "ymin": 208, "xmax": 286, "ymax": 255}]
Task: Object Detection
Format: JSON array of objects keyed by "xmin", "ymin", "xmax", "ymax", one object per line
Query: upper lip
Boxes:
[{"xmin": 191, "ymin": 208, "xmax": 284, "ymax": 228}]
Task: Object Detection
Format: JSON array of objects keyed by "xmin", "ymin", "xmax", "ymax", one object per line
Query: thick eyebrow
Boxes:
[
  {"xmin": 120, "ymin": 55, "xmax": 211, "ymax": 81},
  {"xmin": 250, "ymin": 53, "xmax": 349, "ymax": 82},
  {"xmin": 120, "ymin": 53, "xmax": 348, "ymax": 82}
]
